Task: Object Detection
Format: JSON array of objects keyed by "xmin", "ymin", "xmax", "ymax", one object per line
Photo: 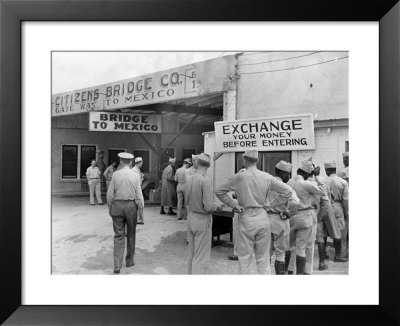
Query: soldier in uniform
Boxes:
[
  {"xmin": 97, "ymin": 156, "xmax": 107, "ymax": 192},
  {"xmin": 160, "ymin": 158, "xmax": 177, "ymax": 215},
  {"xmin": 267, "ymin": 160, "xmax": 300, "ymax": 275},
  {"xmin": 185, "ymin": 153, "xmax": 221, "ymax": 274},
  {"xmin": 103, "ymin": 161, "xmax": 117, "ymax": 190},
  {"xmin": 107, "ymin": 152, "xmax": 144, "ymax": 274},
  {"xmin": 324, "ymin": 162, "xmax": 349, "ymax": 261},
  {"xmin": 287, "ymin": 158, "xmax": 326, "ymax": 275},
  {"xmin": 185, "ymin": 154, "xmax": 198, "ymax": 181},
  {"xmin": 216, "ymin": 150, "xmax": 294, "ymax": 275},
  {"xmin": 174, "ymin": 158, "xmax": 191, "ymax": 220},
  {"xmin": 339, "ymin": 152, "xmax": 349, "ymax": 183},
  {"xmin": 132, "ymin": 157, "xmax": 144, "ymax": 225}
]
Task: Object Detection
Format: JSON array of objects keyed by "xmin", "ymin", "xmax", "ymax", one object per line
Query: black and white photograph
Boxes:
[{"xmin": 51, "ymin": 51, "xmax": 349, "ymax": 275}]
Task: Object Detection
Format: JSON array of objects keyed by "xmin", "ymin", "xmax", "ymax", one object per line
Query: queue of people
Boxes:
[{"xmin": 86, "ymin": 149, "xmax": 349, "ymax": 275}]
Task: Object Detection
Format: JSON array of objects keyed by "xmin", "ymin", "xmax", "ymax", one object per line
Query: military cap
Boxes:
[
  {"xmin": 243, "ymin": 150, "xmax": 258, "ymax": 159},
  {"xmin": 324, "ymin": 162, "xmax": 336, "ymax": 169},
  {"xmin": 192, "ymin": 154, "xmax": 199, "ymax": 160},
  {"xmin": 183, "ymin": 158, "xmax": 191, "ymax": 164},
  {"xmin": 276, "ymin": 160, "xmax": 293, "ymax": 172},
  {"xmin": 197, "ymin": 153, "xmax": 211, "ymax": 163},
  {"xmin": 169, "ymin": 157, "xmax": 176, "ymax": 163},
  {"xmin": 299, "ymin": 157, "xmax": 314, "ymax": 174},
  {"xmin": 343, "ymin": 152, "xmax": 349, "ymax": 157},
  {"xmin": 135, "ymin": 157, "xmax": 143, "ymax": 163},
  {"xmin": 118, "ymin": 152, "xmax": 134, "ymax": 160}
]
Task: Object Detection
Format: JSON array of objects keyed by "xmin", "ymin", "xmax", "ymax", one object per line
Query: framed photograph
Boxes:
[{"xmin": 1, "ymin": 0, "xmax": 399, "ymax": 325}]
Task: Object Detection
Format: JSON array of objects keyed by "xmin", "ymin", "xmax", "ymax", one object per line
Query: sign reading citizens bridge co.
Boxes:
[
  {"xmin": 89, "ymin": 112, "xmax": 162, "ymax": 134},
  {"xmin": 214, "ymin": 114, "xmax": 315, "ymax": 152}
]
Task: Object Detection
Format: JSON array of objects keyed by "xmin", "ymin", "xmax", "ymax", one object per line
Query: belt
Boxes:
[
  {"xmin": 89, "ymin": 178, "xmax": 99, "ymax": 179},
  {"xmin": 334, "ymin": 200, "xmax": 342, "ymax": 203},
  {"xmin": 298, "ymin": 207, "xmax": 315, "ymax": 211},
  {"xmin": 267, "ymin": 211, "xmax": 280, "ymax": 215}
]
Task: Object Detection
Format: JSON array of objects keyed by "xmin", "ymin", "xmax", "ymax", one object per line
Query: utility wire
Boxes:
[
  {"xmin": 240, "ymin": 51, "xmax": 272, "ymax": 56},
  {"xmin": 239, "ymin": 56, "xmax": 349, "ymax": 75},
  {"xmin": 239, "ymin": 51, "xmax": 321, "ymax": 66}
]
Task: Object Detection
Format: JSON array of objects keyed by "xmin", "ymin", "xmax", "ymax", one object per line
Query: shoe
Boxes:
[
  {"xmin": 288, "ymin": 270, "xmax": 294, "ymax": 275},
  {"xmin": 126, "ymin": 261, "xmax": 135, "ymax": 268},
  {"xmin": 274, "ymin": 260, "xmax": 286, "ymax": 275},
  {"xmin": 334, "ymin": 255, "xmax": 348, "ymax": 262},
  {"xmin": 137, "ymin": 221, "xmax": 144, "ymax": 225},
  {"xmin": 160, "ymin": 210, "xmax": 166, "ymax": 215},
  {"xmin": 318, "ymin": 261, "xmax": 328, "ymax": 271},
  {"xmin": 90, "ymin": 203, "xmax": 95, "ymax": 206},
  {"xmin": 98, "ymin": 203, "xmax": 104, "ymax": 205},
  {"xmin": 168, "ymin": 210, "xmax": 177, "ymax": 215},
  {"xmin": 113, "ymin": 268, "xmax": 121, "ymax": 274},
  {"xmin": 228, "ymin": 254, "xmax": 238, "ymax": 261}
]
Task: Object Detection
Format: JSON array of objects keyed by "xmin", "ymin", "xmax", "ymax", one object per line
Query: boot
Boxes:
[
  {"xmin": 284, "ymin": 251, "xmax": 292, "ymax": 272},
  {"xmin": 296, "ymin": 255, "xmax": 306, "ymax": 275},
  {"xmin": 167, "ymin": 207, "xmax": 176, "ymax": 215},
  {"xmin": 317, "ymin": 242, "xmax": 328, "ymax": 271},
  {"xmin": 274, "ymin": 260, "xmax": 286, "ymax": 275},
  {"xmin": 324, "ymin": 237, "xmax": 330, "ymax": 260},
  {"xmin": 333, "ymin": 239, "xmax": 348, "ymax": 262},
  {"xmin": 160, "ymin": 206, "xmax": 166, "ymax": 215}
]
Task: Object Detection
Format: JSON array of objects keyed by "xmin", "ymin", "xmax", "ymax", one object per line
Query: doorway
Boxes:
[{"xmin": 108, "ymin": 149, "xmax": 125, "ymax": 167}]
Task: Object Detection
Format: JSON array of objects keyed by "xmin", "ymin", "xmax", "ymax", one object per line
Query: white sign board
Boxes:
[
  {"xmin": 52, "ymin": 55, "xmax": 236, "ymax": 117},
  {"xmin": 214, "ymin": 113, "xmax": 315, "ymax": 152},
  {"xmin": 89, "ymin": 112, "xmax": 162, "ymax": 133}
]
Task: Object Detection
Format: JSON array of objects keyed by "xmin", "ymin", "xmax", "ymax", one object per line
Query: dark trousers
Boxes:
[{"xmin": 110, "ymin": 200, "xmax": 138, "ymax": 269}]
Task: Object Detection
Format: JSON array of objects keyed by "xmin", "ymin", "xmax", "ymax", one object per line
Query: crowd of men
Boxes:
[{"xmin": 100, "ymin": 148, "xmax": 349, "ymax": 275}]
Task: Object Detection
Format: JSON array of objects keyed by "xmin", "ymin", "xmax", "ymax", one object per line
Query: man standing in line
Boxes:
[
  {"xmin": 104, "ymin": 161, "xmax": 117, "ymax": 190},
  {"xmin": 267, "ymin": 161, "xmax": 300, "ymax": 275},
  {"xmin": 185, "ymin": 154, "xmax": 198, "ymax": 181},
  {"xmin": 339, "ymin": 152, "xmax": 349, "ymax": 183},
  {"xmin": 286, "ymin": 158, "xmax": 326, "ymax": 275},
  {"xmin": 185, "ymin": 153, "xmax": 221, "ymax": 274},
  {"xmin": 160, "ymin": 158, "xmax": 177, "ymax": 215},
  {"xmin": 132, "ymin": 157, "xmax": 145, "ymax": 225},
  {"xmin": 216, "ymin": 150, "xmax": 294, "ymax": 274},
  {"xmin": 324, "ymin": 162, "xmax": 349, "ymax": 261},
  {"xmin": 107, "ymin": 153, "xmax": 144, "ymax": 274},
  {"xmin": 174, "ymin": 158, "xmax": 191, "ymax": 220},
  {"xmin": 86, "ymin": 159, "xmax": 104, "ymax": 206},
  {"xmin": 97, "ymin": 155, "xmax": 107, "ymax": 192}
]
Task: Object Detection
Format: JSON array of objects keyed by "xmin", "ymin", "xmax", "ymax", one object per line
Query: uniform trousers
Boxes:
[
  {"xmin": 110, "ymin": 200, "xmax": 138, "ymax": 269},
  {"xmin": 333, "ymin": 202, "xmax": 347, "ymax": 256},
  {"xmin": 270, "ymin": 213, "xmax": 290, "ymax": 262},
  {"xmin": 289, "ymin": 209, "xmax": 314, "ymax": 257},
  {"xmin": 88, "ymin": 179, "xmax": 102, "ymax": 204},
  {"xmin": 176, "ymin": 183, "xmax": 187, "ymax": 219},
  {"xmin": 316, "ymin": 205, "xmax": 341, "ymax": 242},
  {"xmin": 305, "ymin": 211, "xmax": 318, "ymax": 274},
  {"xmin": 233, "ymin": 213, "xmax": 238, "ymax": 256},
  {"xmin": 186, "ymin": 212, "xmax": 212, "ymax": 274},
  {"xmin": 237, "ymin": 208, "xmax": 271, "ymax": 274}
]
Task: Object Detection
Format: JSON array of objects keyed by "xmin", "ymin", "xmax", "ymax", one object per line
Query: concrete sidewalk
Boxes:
[{"xmin": 52, "ymin": 195, "xmax": 348, "ymax": 275}]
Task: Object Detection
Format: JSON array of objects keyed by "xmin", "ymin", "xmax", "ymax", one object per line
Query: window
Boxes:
[
  {"xmin": 182, "ymin": 148, "xmax": 196, "ymax": 160},
  {"xmin": 161, "ymin": 147, "xmax": 175, "ymax": 166},
  {"xmin": 62, "ymin": 145, "xmax": 78, "ymax": 179},
  {"xmin": 235, "ymin": 151, "xmax": 292, "ymax": 175},
  {"xmin": 80, "ymin": 146, "xmax": 96, "ymax": 178},
  {"xmin": 345, "ymin": 141, "xmax": 349, "ymax": 152},
  {"xmin": 133, "ymin": 150, "xmax": 150, "ymax": 172},
  {"xmin": 108, "ymin": 149, "xmax": 125, "ymax": 167},
  {"xmin": 61, "ymin": 144, "xmax": 97, "ymax": 180}
]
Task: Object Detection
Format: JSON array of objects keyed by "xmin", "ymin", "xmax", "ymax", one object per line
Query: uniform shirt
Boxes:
[
  {"xmin": 287, "ymin": 175, "xmax": 326, "ymax": 210},
  {"xmin": 96, "ymin": 160, "xmax": 106, "ymax": 172},
  {"xmin": 185, "ymin": 166, "xmax": 197, "ymax": 181},
  {"xmin": 86, "ymin": 166, "xmax": 101, "ymax": 179},
  {"xmin": 103, "ymin": 165, "xmax": 115, "ymax": 180},
  {"xmin": 132, "ymin": 165, "xmax": 144, "ymax": 185},
  {"xmin": 324, "ymin": 173, "xmax": 349, "ymax": 216},
  {"xmin": 266, "ymin": 176, "xmax": 300, "ymax": 216},
  {"xmin": 308, "ymin": 178, "xmax": 330, "ymax": 219},
  {"xmin": 107, "ymin": 166, "xmax": 144, "ymax": 207},
  {"xmin": 215, "ymin": 166, "xmax": 294, "ymax": 210},
  {"xmin": 162, "ymin": 165, "xmax": 175, "ymax": 182},
  {"xmin": 174, "ymin": 165, "xmax": 187, "ymax": 183},
  {"xmin": 338, "ymin": 167, "xmax": 349, "ymax": 182},
  {"xmin": 185, "ymin": 170, "xmax": 218, "ymax": 214}
]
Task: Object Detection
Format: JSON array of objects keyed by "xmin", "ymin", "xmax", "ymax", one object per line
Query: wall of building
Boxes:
[{"xmin": 237, "ymin": 51, "xmax": 348, "ymax": 121}]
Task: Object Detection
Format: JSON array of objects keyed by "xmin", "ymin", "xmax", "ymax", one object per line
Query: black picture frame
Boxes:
[{"xmin": 1, "ymin": 0, "xmax": 399, "ymax": 324}]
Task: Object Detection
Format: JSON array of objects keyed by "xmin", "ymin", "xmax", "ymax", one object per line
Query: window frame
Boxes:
[
  {"xmin": 60, "ymin": 143, "xmax": 98, "ymax": 181},
  {"xmin": 132, "ymin": 149, "xmax": 152, "ymax": 173}
]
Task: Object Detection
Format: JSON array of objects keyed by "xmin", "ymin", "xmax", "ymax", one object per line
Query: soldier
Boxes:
[
  {"xmin": 338, "ymin": 152, "xmax": 349, "ymax": 183},
  {"xmin": 97, "ymin": 156, "xmax": 107, "ymax": 192},
  {"xmin": 324, "ymin": 162, "xmax": 349, "ymax": 261},
  {"xmin": 185, "ymin": 153, "xmax": 221, "ymax": 274},
  {"xmin": 104, "ymin": 161, "xmax": 117, "ymax": 190},
  {"xmin": 185, "ymin": 154, "xmax": 198, "ymax": 181},
  {"xmin": 216, "ymin": 150, "xmax": 294, "ymax": 275},
  {"xmin": 86, "ymin": 160, "xmax": 104, "ymax": 206},
  {"xmin": 287, "ymin": 158, "xmax": 326, "ymax": 275},
  {"xmin": 132, "ymin": 157, "xmax": 144, "ymax": 225},
  {"xmin": 160, "ymin": 158, "xmax": 177, "ymax": 215},
  {"xmin": 107, "ymin": 152, "xmax": 144, "ymax": 274},
  {"xmin": 174, "ymin": 158, "xmax": 191, "ymax": 220},
  {"xmin": 267, "ymin": 160, "xmax": 300, "ymax": 275}
]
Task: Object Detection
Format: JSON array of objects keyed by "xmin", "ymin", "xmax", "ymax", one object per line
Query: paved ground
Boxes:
[{"xmin": 52, "ymin": 195, "xmax": 348, "ymax": 275}]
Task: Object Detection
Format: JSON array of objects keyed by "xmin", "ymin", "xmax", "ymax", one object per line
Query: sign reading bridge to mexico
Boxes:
[
  {"xmin": 214, "ymin": 113, "xmax": 315, "ymax": 152},
  {"xmin": 89, "ymin": 112, "xmax": 162, "ymax": 134}
]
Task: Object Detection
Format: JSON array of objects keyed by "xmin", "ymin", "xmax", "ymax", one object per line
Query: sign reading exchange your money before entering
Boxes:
[
  {"xmin": 89, "ymin": 112, "xmax": 162, "ymax": 134},
  {"xmin": 214, "ymin": 114, "xmax": 315, "ymax": 152}
]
